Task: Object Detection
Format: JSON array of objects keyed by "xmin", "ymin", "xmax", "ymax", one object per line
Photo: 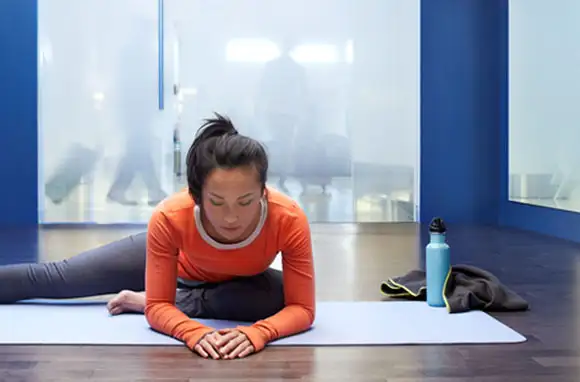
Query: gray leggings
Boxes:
[{"xmin": 0, "ymin": 232, "xmax": 285, "ymax": 322}]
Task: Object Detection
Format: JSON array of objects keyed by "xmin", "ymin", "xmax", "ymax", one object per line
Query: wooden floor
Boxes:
[{"xmin": 0, "ymin": 222, "xmax": 578, "ymax": 381}]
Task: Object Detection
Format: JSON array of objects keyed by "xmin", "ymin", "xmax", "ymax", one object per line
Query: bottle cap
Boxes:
[{"xmin": 429, "ymin": 217, "xmax": 446, "ymax": 234}]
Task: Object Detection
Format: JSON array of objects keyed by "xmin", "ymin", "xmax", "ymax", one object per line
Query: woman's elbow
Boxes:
[
  {"xmin": 144, "ymin": 304, "xmax": 155, "ymax": 326},
  {"xmin": 144, "ymin": 301, "xmax": 165, "ymax": 329},
  {"xmin": 305, "ymin": 303, "xmax": 316, "ymax": 326}
]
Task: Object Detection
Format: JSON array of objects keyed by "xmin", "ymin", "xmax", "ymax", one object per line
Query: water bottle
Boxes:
[{"xmin": 426, "ymin": 217, "xmax": 450, "ymax": 307}]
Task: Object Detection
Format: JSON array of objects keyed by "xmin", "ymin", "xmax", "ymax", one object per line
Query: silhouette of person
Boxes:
[
  {"xmin": 256, "ymin": 37, "xmax": 309, "ymax": 193},
  {"xmin": 107, "ymin": 19, "xmax": 167, "ymax": 206}
]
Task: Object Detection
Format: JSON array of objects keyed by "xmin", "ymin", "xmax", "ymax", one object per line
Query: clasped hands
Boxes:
[{"xmin": 194, "ymin": 329, "xmax": 255, "ymax": 360}]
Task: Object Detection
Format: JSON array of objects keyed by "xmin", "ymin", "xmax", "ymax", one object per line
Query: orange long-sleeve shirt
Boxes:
[{"xmin": 144, "ymin": 187, "xmax": 316, "ymax": 352}]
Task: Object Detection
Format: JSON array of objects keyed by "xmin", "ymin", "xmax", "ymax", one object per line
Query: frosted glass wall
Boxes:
[
  {"xmin": 509, "ymin": 0, "xmax": 580, "ymax": 212},
  {"xmin": 38, "ymin": 0, "xmax": 420, "ymax": 224}
]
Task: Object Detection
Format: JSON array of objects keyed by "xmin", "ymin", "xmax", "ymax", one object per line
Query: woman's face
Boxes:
[{"xmin": 200, "ymin": 166, "xmax": 264, "ymax": 243}]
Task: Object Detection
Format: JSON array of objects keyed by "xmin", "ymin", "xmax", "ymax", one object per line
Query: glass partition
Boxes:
[
  {"xmin": 38, "ymin": 0, "xmax": 420, "ymax": 224},
  {"xmin": 509, "ymin": 0, "xmax": 580, "ymax": 212}
]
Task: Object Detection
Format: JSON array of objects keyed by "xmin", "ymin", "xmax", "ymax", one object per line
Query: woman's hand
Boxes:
[
  {"xmin": 215, "ymin": 329, "xmax": 255, "ymax": 359},
  {"xmin": 194, "ymin": 331, "xmax": 224, "ymax": 359}
]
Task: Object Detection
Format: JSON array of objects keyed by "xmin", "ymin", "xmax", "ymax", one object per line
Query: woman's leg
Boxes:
[
  {"xmin": 0, "ymin": 232, "xmax": 148, "ymax": 304},
  {"xmin": 0, "ymin": 230, "xmax": 284, "ymax": 320},
  {"xmin": 108, "ymin": 268, "xmax": 285, "ymax": 318},
  {"xmin": 175, "ymin": 268, "xmax": 285, "ymax": 322}
]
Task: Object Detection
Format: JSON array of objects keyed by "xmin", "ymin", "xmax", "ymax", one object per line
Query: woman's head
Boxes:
[{"xmin": 186, "ymin": 113, "xmax": 268, "ymax": 242}]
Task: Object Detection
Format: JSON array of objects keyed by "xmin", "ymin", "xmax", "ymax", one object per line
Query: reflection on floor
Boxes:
[
  {"xmin": 40, "ymin": 163, "xmax": 417, "ymax": 224},
  {"xmin": 0, "ymin": 224, "xmax": 577, "ymax": 380}
]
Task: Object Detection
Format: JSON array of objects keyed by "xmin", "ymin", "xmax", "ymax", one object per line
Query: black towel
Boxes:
[{"xmin": 380, "ymin": 264, "xmax": 529, "ymax": 313}]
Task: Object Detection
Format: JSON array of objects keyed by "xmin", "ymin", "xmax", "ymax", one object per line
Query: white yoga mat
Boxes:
[{"xmin": 0, "ymin": 300, "xmax": 526, "ymax": 346}]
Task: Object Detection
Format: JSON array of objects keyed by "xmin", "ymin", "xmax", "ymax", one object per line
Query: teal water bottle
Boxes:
[{"xmin": 426, "ymin": 217, "xmax": 450, "ymax": 307}]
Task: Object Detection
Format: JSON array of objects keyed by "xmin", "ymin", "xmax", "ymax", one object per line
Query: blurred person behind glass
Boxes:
[
  {"xmin": 106, "ymin": 18, "xmax": 167, "ymax": 206},
  {"xmin": 256, "ymin": 37, "xmax": 309, "ymax": 193}
]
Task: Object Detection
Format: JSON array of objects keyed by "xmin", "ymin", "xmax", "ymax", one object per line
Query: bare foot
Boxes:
[{"xmin": 107, "ymin": 290, "xmax": 146, "ymax": 315}]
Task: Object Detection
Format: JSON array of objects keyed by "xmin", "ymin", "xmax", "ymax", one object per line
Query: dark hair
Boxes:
[{"xmin": 185, "ymin": 112, "xmax": 268, "ymax": 204}]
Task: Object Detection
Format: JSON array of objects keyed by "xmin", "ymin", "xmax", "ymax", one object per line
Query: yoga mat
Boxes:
[{"xmin": 0, "ymin": 300, "xmax": 525, "ymax": 346}]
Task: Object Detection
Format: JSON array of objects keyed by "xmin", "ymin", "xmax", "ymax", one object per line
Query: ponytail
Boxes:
[{"xmin": 192, "ymin": 112, "xmax": 238, "ymax": 144}]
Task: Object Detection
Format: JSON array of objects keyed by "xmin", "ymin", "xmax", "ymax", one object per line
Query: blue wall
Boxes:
[
  {"xmin": 1, "ymin": 0, "xmax": 578, "ymax": 241},
  {"xmin": 419, "ymin": 0, "xmax": 504, "ymax": 226},
  {"xmin": 0, "ymin": 0, "xmax": 38, "ymax": 226},
  {"xmin": 419, "ymin": 0, "xmax": 580, "ymax": 242}
]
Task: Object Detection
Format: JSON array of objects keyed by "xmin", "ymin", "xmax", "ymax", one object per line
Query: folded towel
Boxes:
[{"xmin": 380, "ymin": 264, "xmax": 529, "ymax": 313}]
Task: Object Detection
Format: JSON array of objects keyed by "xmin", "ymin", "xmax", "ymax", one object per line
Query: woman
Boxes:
[{"xmin": 0, "ymin": 113, "xmax": 315, "ymax": 360}]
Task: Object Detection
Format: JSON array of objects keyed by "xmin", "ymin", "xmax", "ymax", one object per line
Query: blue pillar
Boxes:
[
  {"xmin": 420, "ymin": 0, "xmax": 505, "ymax": 225},
  {"xmin": 0, "ymin": 0, "xmax": 38, "ymax": 226}
]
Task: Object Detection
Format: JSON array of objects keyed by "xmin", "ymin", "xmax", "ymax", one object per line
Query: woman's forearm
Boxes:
[{"xmin": 145, "ymin": 301, "xmax": 214, "ymax": 349}]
